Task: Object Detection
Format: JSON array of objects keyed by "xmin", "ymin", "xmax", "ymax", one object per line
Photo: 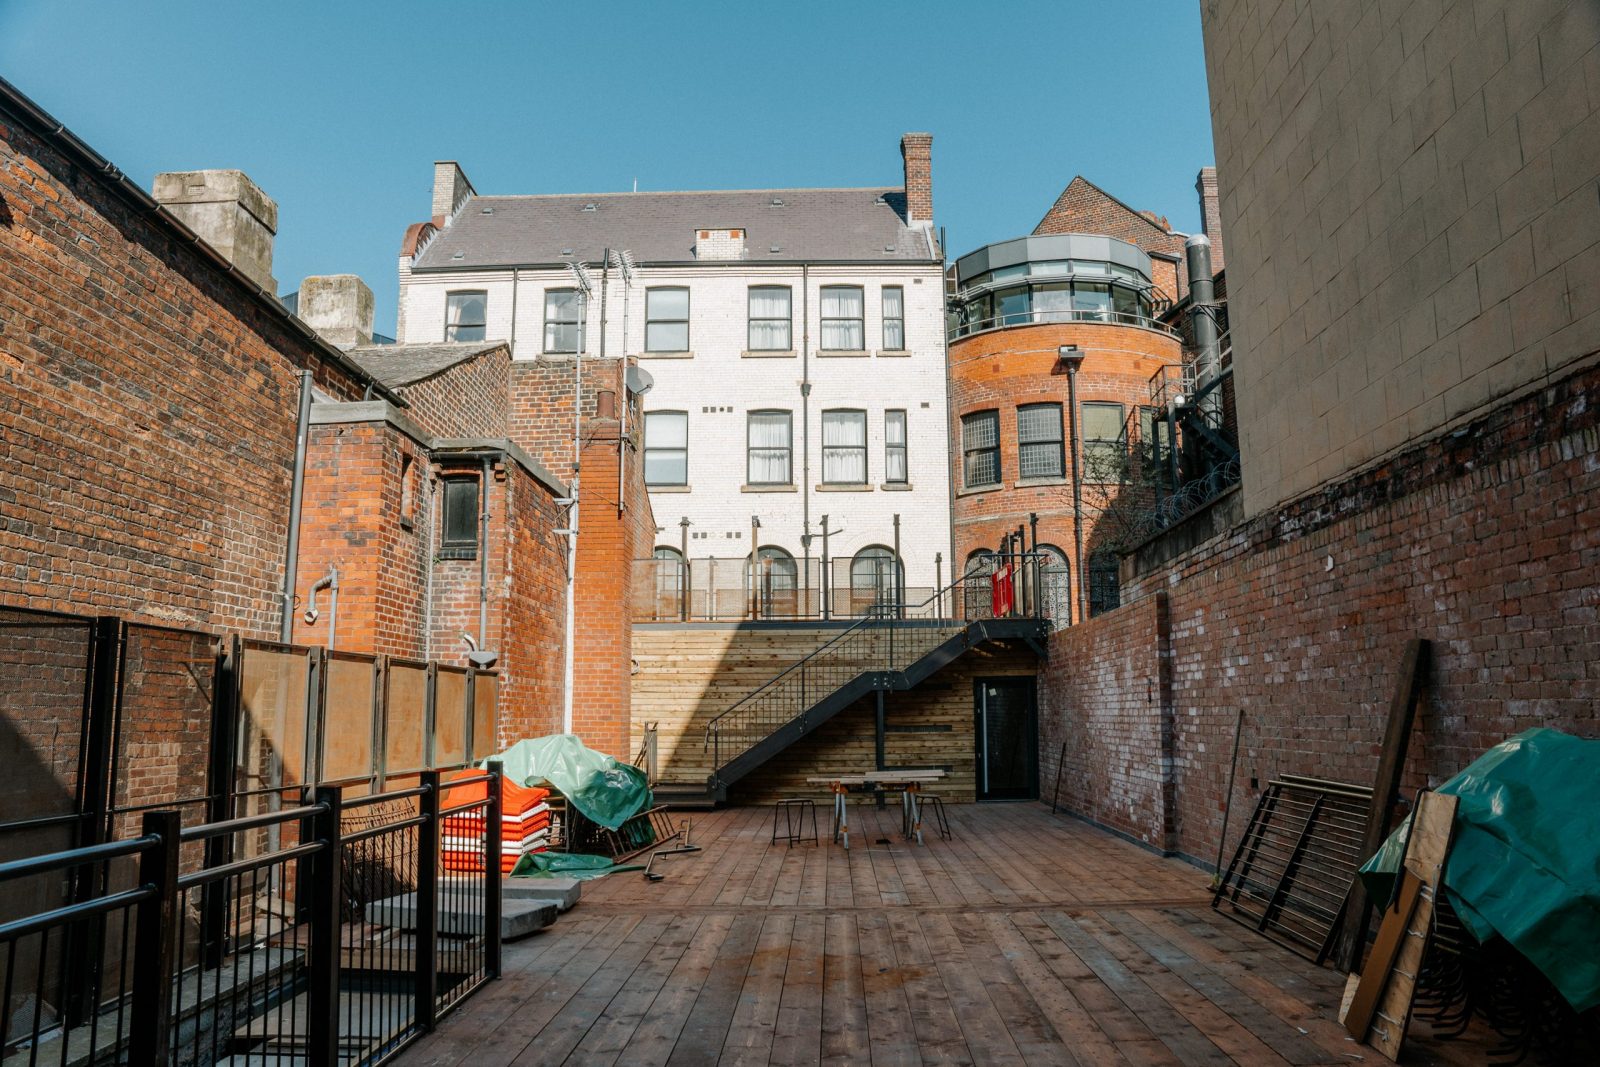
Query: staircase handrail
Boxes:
[{"xmin": 702, "ymin": 550, "xmax": 1050, "ymax": 755}]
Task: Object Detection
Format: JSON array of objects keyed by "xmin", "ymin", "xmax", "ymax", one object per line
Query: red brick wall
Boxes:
[
  {"xmin": 1033, "ymin": 177, "xmax": 1191, "ymax": 301},
  {"xmin": 1038, "ymin": 593, "xmax": 1173, "ymax": 850},
  {"xmin": 1043, "ymin": 356, "xmax": 1600, "ymax": 867},
  {"xmin": 0, "ymin": 98, "xmax": 361, "ymax": 634},
  {"xmin": 392, "ymin": 348, "xmax": 510, "ymax": 441},
  {"xmin": 509, "ymin": 358, "xmax": 653, "ymax": 757},
  {"xmin": 949, "ymin": 322, "xmax": 1182, "ymax": 613}
]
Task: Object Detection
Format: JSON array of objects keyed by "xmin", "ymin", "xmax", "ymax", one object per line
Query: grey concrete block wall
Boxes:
[{"xmin": 1202, "ymin": 0, "xmax": 1600, "ymax": 515}]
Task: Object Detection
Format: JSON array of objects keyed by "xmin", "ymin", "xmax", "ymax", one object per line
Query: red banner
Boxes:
[{"xmin": 990, "ymin": 560, "xmax": 1015, "ymax": 617}]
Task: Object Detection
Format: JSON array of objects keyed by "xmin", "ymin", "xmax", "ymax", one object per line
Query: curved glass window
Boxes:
[
  {"xmin": 651, "ymin": 546, "xmax": 686, "ymax": 620},
  {"xmin": 951, "ymin": 270, "xmax": 1155, "ymax": 337},
  {"xmin": 850, "ymin": 546, "xmax": 901, "ymax": 616},
  {"xmin": 747, "ymin": 546, "xmax": 799, "ymax": 618}
]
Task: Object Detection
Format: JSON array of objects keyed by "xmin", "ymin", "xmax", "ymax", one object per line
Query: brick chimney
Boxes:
[
  {"xmin": 298, "ymin": 274, "xmax": 374, "ymax": 349},
  {"xmin": 1196, "ymin": 166, "xmax": 1225, "ymax": 273},
  {"xmin": 432, "ymin": 161, "xmax": 475, "ymax": 227},
  {"xmin": 900, "ymin": 132, "xmax": 933, "ymax": 227},
  {"xmin": 151, "ymin": 170, "xmax": 278, "ymax": 292}
]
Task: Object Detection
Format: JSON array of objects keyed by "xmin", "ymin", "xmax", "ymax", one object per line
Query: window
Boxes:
[
  {"xmin": 1139, "ymin": 405, "xmax": 1170, "ymax": 485},
  {"xmin": 1088, "ymin": 552, "xmax": 1121, "ymax": 617},
  {"xmin": 882, "ymin": 286, "xmax": 905, "ymax": 349},
  {"xmin": 1037, "ymin": 544, "xmax": 1072, "ymax": 628},
  {"xmin": 850, "ymin": 546, "xmax": 901, "ymax": 615},
  {"xmin": 651, "ymin": 546, "xmax": 686, "ymax": 620},
  {"xmin": 747, "ymin": 286, "xmax": 792, "ymax": 350},
  {"xmin": 747, "ymin": 410, "xmax": 793, "ymax": 485},
  {"xmin": 884, "ymin": 410, "xmax": 908, "ymax": 484},
  {"xmin": 445, "ymin": 291, "xmax": 486, "ymax": 341},
  {"xmin": 748, "ymin": 546, "xmax": 799, "ymax": 618},
  {"xmin": 1072, "ymin": 281, "xmax": 1112, "ymax": 320},
  {"xmin": 961, "ymin": 410, "xmax": 1000, "ymax": 488},
  {"xmin": 643, "ymin": 411, "xmax": 688, "ymax": 485},
  {"xmin": 819, "ymin": 286, "xmax": 864, "ymax": 350},
  {"xmin": 543, "ymin": 288, "xmax": 580, "ymax": 353},
  {"xmin": 440, "ymin": 477, "xmax": 480, "ymax": 558},
  {"xmin": 646, "ymin": 287, "xmax": 690, "ymax": 351},
  {"xmin": 1017, "ymin": 403, "xmax": 1064, "ymax": 479},
  {"xmin": 821, "ymin": 409, "xmax": 867, "ymax": 484},
  {"xmin": 1080, "ymin": 401, "xmax": 1127, "ymax": 482}
]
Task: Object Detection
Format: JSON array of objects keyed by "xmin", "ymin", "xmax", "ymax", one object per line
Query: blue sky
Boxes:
[{"xmin": 1, "ymin": 0, "xmax": 1215, "ymax": 336}]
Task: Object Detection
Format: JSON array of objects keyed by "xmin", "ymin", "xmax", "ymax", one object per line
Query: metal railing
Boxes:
[
  {"xmin": 948, "ymin": 307, "xmax": 1181, "ymax": 342},
  {"xmin": 0, "ymin": 768, "xmax": 501, "ymax": 1066},
  {"xmin": 631, "ymin": 555, "xmax": 939, "ymax": 623},
  {"xmin": 703, "ymin": 550, "xmax": 1051, "ymax": 782}
]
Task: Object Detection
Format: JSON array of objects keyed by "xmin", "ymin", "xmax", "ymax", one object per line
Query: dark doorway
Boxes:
[{"xmin": 974, "ymin": 677, "xmax": 1038, "ymax": 800}]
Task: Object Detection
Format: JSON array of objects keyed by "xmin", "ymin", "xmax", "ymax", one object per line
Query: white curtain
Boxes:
[
  {"xmin": 747, "ymin": 412, "xmax": 791, "ymax": 483},
  {"xmin": 822, "ymin": 411, "xmax": 866, "ymax": 483},
  {"xmin": 885, "ymin": 411, "xmax": 907, "ymax": 483},
  {"xmin": 748, "ymin": 287, "xmax": 791, "ymax": 349},
  {"xmin": 820, "ymin": 287, "xmax": 864, "ymax": 349},
  {"xmin": 882, "ymin": 287, "xmax": 904, "ymax": 349}
]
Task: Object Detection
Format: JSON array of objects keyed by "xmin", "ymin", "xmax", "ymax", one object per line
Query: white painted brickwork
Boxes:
[{"xmin": 398, "ymin": 261, "xmax": 954, "ymax": 590}]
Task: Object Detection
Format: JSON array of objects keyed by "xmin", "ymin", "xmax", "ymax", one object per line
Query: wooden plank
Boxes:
[
  {"xmin": 770, "ymin": 912, "xmax": 826, "ymax": 1067},
  {"xmin": 855, "ymin": 911, "xmax": 921, "ymax": 1067},
  {"xmin": 720, "ymin": 913, "xmax": 795, "ymax": 1065},
  {"xmin": 1369, "ymin": 791, "xmax": 1458, "ymax": 1062},
  {"xmin": 507, "ymin": 913, "xmax": 677, "ymax": 1064},
  {"xmin": 612, "ymin": 911, "xmax": 739, "ymax": 1067},
  {"xmin": 1341, "ymin": 872, "xmax": 1423, "ymax": 1040},
  {"xmin": 820, "ymin": 913, "xmax": 872, "ymax": 1067},
  {"xmin": 560, "ymin": 913, "xmax": 706, "ymax": 1065},
  {"xmin": 1332, "ymin": 638, "xmax": 1429, "ymax": 970},
  {"xmin": 662, "ymin": 911, "xmax": 763, "ymax": 1066}
]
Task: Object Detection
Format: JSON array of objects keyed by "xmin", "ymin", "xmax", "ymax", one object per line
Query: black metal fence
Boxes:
[
  {"xmin": 0, "ymin": 605, "xmax": 506, "ymax": 1064},
  {"xmin": 0, "ymin": 768, "xmax": 501, "ymax": 1066}
]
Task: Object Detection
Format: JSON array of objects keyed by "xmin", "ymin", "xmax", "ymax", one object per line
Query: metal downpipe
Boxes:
[{"xmin": 279, "ymin": 369, "xmax": 314, "ymax": 642}]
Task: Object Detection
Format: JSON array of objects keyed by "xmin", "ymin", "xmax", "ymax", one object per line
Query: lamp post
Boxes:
[{"xmin": 1059, "ymin": 345, "xmax": 1087, "ymax": 626}]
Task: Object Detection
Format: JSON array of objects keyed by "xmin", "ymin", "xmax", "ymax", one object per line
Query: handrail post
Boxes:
[
  {"xmin": 307, "ymin": 786, "xmax": 343, "ymax": 1067},
  {"xmin": 416, "ymin": 770, "xmax": 441, "ymax": 1030},
  {"xmin": 128, "ymin": 810, "xmax": 180, "ymax": 1066},
  {"xmin": 485, "ymin": 761, "xmax": 504, "ymax": 980}
]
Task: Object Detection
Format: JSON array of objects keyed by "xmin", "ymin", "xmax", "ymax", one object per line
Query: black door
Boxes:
[{"xmin": 975, "ymin": 677, "xmax": 1038, "ymax": 800}]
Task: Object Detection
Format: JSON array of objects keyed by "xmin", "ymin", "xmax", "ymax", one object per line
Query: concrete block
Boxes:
[
  {"xmin": 501, "ymin": 876, "xmax": 582, "ymax": 912},
  {"xmin": 365, "ymin": 892, "xmax": 557, "ymax": 941}
]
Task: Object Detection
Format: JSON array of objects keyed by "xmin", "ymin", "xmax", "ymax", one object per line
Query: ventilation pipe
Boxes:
[
  {"xmin": 1186, "ymin": 234, "xmax": 1221, "ymax": 426},
  {"xmin": 303, "ymin": 568, "xmax": 339, "ymax": 651}
]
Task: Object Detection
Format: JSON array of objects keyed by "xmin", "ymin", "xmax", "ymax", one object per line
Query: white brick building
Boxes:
[{"xmin": 394, "ymin": 135, "xmax": 953, "ymax": 617}]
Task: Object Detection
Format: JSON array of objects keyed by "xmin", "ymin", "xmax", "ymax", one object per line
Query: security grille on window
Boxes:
[
  {"xmin": 748, "ymin": 286, "xmax": 792, "ymax": 350},
  {"xmin": 747, "ymin": 410, "xmax": 793, "ymax": 485},
  {"xmin": 962, "ymin": 410, "xmax": 1000, "ymax": 488},
  {"xmin": 440, "ymin": 477, "xmax": 480, "ymax": 559},
  {"xmin": 543, "ymin": 288, "xmax": 580, "ymax": 353},
  {"xmin": 445, "ymin": 291, "xmax": 486, "ymax": 342},
  {"xmin": 884, "ymin": 410, "xmax": 908, "ymax": 484},
  {"xmin": 643, "ymin": 411, "xmax": 688, "ymax": 485},
  {"xmin": 882, "ymin": 286, "xmax": 905, "ymax": 349},
  {"xmin": 1088, "ymin": 552, "xmax": 1121, "ymax": 617},
  {"xmin": 819, "ymin": 286, "xmax": 864, "ymax": 350},
  {"xmin": 645, "ymin": 287, "xmax": 690, "ymax": 351},
  {"xmin": 1081, "ymin": 401, "xmax": 1127, "ymax": 482},
  {"xmin": 1017, "ymin": 403, "xmax": 1065, "ymax": 479},
  {"xmin": 821, "ymin": 409, "xmax": 867, "ymax": 484}
]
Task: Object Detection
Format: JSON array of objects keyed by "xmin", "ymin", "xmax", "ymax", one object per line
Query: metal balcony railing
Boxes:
[
  {"xmin": 948, "ymin": 308, "xmax": 1181, "ymax": 342},
  {"xmin": 703, "ymin": 551, "xmax": 1052, "ymax": 785}
]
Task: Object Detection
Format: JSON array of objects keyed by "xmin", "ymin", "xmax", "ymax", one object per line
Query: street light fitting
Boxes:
[{"xmin": 1056, "ymin": 344, "xmax": 1085, "ymax": 369}]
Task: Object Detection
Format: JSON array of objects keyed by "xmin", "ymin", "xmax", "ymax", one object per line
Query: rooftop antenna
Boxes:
[
  {"xmin": 632, "ymin": 177, "xmax": 638, "ymax": 193},
  {"xmin": 560, "ymin": 258, "xmax": 595, "ymax": 734},
  {"xmin": 609, "ymin": 249, "xmax": 639, "ymax": 515}
]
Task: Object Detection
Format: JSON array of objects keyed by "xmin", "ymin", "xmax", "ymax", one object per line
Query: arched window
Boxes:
[
  {"xmin": 651, "ymin": 546, "xmax": 686, "ymax": 620},
  {"xmin": 1036, "ymin": 544, "xmax": 1072, "ymax": 628},
  {"xmin": 1088, "ymin": 551, "xmax": 1120, "ymax": 617},
  {"xmin": 747, "ymin": 546, "xmax": 799, "ymax": 618},
  {"xmin": 850, "ymin": 546, "xmax": 902, "ymax": 616}
]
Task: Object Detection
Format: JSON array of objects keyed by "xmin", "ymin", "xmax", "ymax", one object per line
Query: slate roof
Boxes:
[
  {"xmin": 410, "ymin": 187, "xmax": 936, "ymax": 271},
  {"xmin": 346, "ymin": 341, "xmax": 505, "ymax": 388}
]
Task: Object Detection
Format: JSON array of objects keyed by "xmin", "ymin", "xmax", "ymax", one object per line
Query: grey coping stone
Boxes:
[
  {"xmin": 433, "ymin": 875, "xmax": 582, "ymax": 911},
  {"xmin": 365, "ymin": 892, "xmax": 556, "ymax": 940}
]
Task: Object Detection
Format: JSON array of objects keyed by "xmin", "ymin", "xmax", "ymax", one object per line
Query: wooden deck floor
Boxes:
[{"xmin": 395, "ymin": 803, "xmax": 1486, "ymax": 1067}]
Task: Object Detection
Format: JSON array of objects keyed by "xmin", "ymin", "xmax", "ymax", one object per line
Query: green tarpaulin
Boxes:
[
  {"xmin": 508, "ymin": 852, "xmax": 642, "ymax": 880},
  {"xmin": 1358, "ymin": 728, "xmax": 1600, "ymax": 1012},
  {"xmin": 486, "ymin": 733, "xmax": 653, "ymax": 832}
]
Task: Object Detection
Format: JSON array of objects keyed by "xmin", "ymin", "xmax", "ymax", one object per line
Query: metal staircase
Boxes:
[{"xmin": 653, "ymin": 557, "xmax": 1053, "ymax": 806}]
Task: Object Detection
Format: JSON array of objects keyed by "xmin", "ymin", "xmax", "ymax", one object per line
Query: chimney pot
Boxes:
[
  {"xmin": 298, "ymin": 274, "xmax": 375, "ymax": 349},
  {"xmin": 151, "ymin": 169, "xmax": 278, "ymax": 292}
]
